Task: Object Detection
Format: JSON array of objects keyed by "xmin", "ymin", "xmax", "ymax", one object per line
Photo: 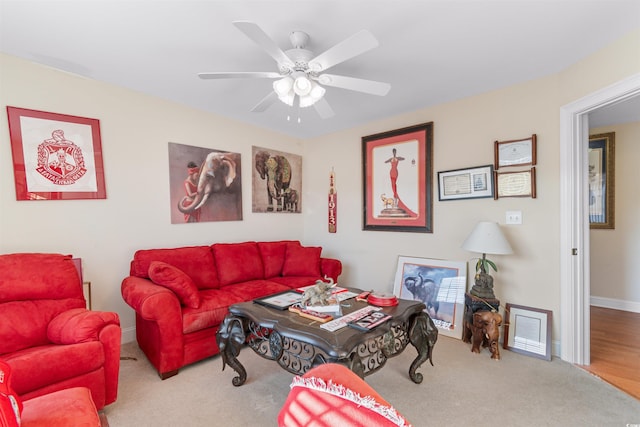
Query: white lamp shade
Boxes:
[{"xmin": 462, "ymin": 221, "xmax": 513, "ymax": 255}]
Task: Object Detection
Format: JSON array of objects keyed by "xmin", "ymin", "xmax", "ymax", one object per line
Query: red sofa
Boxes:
[
  {"xmin": 0, "ymin": 253, "xmax": 121, "ymax": 410},
  {"xmin": 121, "ymin": 240, "xmax": 342, "ymax": 379}
]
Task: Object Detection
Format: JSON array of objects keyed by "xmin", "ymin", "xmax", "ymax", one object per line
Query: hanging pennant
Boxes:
[{"xmin": 328, "ymin": 168, "xmax": 337, "ymax": 233}]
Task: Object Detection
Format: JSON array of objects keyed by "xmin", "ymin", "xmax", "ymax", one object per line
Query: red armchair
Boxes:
[
  {"xmin": 0, "ymin": 253, "xmax": 121, "ymax": 410},
  {"xmin": 278, "ymin": 363, "xmax": 411, "ymax": 427},
  {"xmin": 1, "ymin": 360, "xmax": 101, "ymax": 427}
]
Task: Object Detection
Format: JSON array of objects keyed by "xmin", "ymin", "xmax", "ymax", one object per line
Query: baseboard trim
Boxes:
[{"xmin": 590, "ymin": 296, "xmax": 640, "ymax": 313}]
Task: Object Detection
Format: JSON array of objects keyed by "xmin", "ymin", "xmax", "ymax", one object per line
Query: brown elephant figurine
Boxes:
[{"xmin": 462, "ymin": 310, "xmax": 502, "ymax": 360}]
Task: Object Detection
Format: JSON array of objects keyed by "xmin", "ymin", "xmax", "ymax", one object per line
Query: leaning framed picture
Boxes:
[
  {"xmin": 392, "ymin": 256, "xmax": 466, "ymax": 339},
  {"xmin": 494, "ymin": 134, "xmax": 537, "ymax": 169},
  {"xmin": 6, "ymin": 106, "xmax": 106, "ymax": 200},
  {"xmin": 503, "ymin": 303, "xmax": 552, "ymax": 361},
  {"xmin": 438, "ymin": 164, "xmax": 494, "ymax": 201},
  {"xmin": 588, "ymin": 132, "xmax": 615, "ymax": 229},
  {"xmin": 362, "ymin": 122, "xmax": 433, "ymax": 233}
]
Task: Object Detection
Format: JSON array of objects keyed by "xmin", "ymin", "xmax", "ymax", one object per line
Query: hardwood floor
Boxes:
[{"xmin": 577, "ymin": 306, "xmax": 640, "ymax": 400}]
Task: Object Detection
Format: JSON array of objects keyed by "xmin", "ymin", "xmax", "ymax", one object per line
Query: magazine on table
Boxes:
[{"xmin": 347, "ymin": 311, "xmax": 392, "ymax": 331}]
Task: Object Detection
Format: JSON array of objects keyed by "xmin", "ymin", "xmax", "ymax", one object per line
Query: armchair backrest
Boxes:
[{"xmin": 0, "ymin": 253, "xmax": 86, "ymax": 354}]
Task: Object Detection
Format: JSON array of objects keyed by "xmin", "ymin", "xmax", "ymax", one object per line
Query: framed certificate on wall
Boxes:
[{"xmin": 494, "ymin": 134, "xmax": 537, "ymax": 169}]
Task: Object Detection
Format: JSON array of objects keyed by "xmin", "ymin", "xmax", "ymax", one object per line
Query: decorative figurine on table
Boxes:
[{"xmin": 301, "ymin": 277, "xmax": 337, "ymax": 307}]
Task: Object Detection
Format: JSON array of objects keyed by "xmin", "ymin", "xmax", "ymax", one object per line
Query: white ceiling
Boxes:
[{"xmin": 1, "ymin": 0, "xmax": 639, "ymax": 139}]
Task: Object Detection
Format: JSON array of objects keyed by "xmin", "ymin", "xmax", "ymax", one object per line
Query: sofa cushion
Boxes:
[
  {"xmin": 4, "ymin": 342, "xmax": 104, "ymax": 396},
  {"xmin": 181, "ymin": 289, "xmax": 246, "ymax": 334},
  {"xmin": 130, "ymin": 246, "xmax": 219, "ymax": 289},
  {"xmin": 257, "ymin": 241, "xmax": 291, "ymax": 278},
  {"xmin": 212, "ymin": 242, "xmax": 265, "ymax": 286},
  {"xmin": 282, "ymin": 244, "xmax": 322, "ymax": 277},
  {"xmin": 148, "ymin": 262, "xmax": 201, "ymax": 308},
  {"xmin": 0, "ymin": 299, "xmax": 86, "ymax": 355},
  {"xmin": 21, "ymin": 387, "xmax": 101, "ymax": 427},
  {"xmin": 223, "ymin": 280, "xmax": 291, "ymax": 301}
]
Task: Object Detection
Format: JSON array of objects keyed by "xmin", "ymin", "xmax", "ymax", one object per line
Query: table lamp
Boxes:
[{"xmin": 461, "ymin": 221, "xmax": 513, "ymax": 299}]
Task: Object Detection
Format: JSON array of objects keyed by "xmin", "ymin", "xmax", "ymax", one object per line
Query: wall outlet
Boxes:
[{"xmin": 506, "ymin": 210, "xmax": 522, "ymax": 224}]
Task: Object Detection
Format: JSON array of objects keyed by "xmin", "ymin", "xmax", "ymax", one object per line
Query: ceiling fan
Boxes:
[{"xmin": 198, "ymin": 21, "xmax": 391, "ymax": 119}]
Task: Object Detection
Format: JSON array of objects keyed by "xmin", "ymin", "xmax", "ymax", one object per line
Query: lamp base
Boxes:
[{"xmin": 469, "ymin": 272, "xmax": 496, "ymax": 300}]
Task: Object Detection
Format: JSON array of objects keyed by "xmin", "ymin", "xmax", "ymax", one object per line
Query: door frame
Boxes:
[{"xmin": 559, "ymin": 72, "xmax": 640, "ymax": 364}]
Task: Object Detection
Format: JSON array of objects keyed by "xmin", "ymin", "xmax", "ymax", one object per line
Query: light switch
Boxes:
[{"xmin": 506, "ymin": 210, "xmax": 522, "ymax": 224}]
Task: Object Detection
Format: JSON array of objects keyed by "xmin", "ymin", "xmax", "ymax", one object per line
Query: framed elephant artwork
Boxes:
[
  {"xmin": 168, "ymin": 142, "xmax": 242, "ymax": 224},
  {"xmin": 392, "ymin": 256, "xmax": 466, "ymax": 339},
  {"xmin": 252, "ymin": 146, "xmax": 302, "ymax": 213}
]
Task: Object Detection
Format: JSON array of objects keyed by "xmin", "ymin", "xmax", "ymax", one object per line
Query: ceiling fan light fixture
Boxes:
[
  {"xmin": 277, "ymin": 92, "xmax": 295, "ymax": 107},
  {"xmin": 309, "ymin": 82, "xmax": 325, "ymax": 100},
  {"xmin": 293, "ymin": 75, "xmax": 312, "ymax": 96},
  {"xmin": 273, "ymin": 77, "xmax": 293, "ymax": 97}
]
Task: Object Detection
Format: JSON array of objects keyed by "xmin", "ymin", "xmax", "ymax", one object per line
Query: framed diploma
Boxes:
[
  {"xmin": 437, "ymin": 165, "xmax": 494, "ymax": 201},
  {"xmin": 494, "ymin": 134, "xmax": 537, "ymax": 169},
  {"xmin": 494, "ymin": 167, "xmax": 536, "ymax": 199}
]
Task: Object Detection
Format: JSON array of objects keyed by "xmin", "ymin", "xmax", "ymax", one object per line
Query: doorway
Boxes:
[{"xmin": 559, "ymin": 72, "xmax": 640, "ymax": 365}]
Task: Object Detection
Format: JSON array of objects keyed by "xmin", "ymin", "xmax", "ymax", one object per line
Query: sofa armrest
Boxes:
[
  {"xmin": 121, "ymin": 276, "xmax": 184, "ymax": 376},
  {"xmin": 121, "ymin": 276, "xmax": 182, "ymax": 321},
  {"xmin": 320, "ymin": 258, "xmax": 342, "ymax": 284},
  {"xmin": 47, "ymin": 308, "xmax": 119, "ymax": 345}
]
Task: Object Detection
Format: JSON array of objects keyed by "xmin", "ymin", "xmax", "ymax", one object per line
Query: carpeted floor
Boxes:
[{"xmin": 103, "ymin": 337, "xmax": 640, "ymax": 426}]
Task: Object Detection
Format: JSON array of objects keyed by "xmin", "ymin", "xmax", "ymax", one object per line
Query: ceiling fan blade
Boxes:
[
  {"xmin": 233, "ymin": 21, "xmax": 294, "ymax": 68},
  {"xmin": 313, "ymin": 97, "xmax": 335, "ymax": 119},
  {"xmin": 308, "ymin": 30, "xmax": 379, "ymax": 72},
  {"xmin": 251, "ymin": 91, "xmax": 279, "ymax": 112},
  {"xmin": 317, "ymin": 74, "xmax": 391, "ymax": 96},
  {"xmin": 198, "ymin": 71, "xmax": 281, "ymax": 79}
]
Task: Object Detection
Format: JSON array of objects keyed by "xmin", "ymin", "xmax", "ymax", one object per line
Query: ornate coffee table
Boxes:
[{"xmin": 215, "ymin": 291, "xmax": 438, "ymax": 386}]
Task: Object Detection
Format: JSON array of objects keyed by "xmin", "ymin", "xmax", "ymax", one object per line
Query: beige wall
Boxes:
[
  {"xmin": 0, "ymin": 54, "xmax": 304, "ymax": 341},
  {"xmin": 1, "ymin": 29, "xmax": 639, "ymax": 351},
  {"xmin": 589, "ymin": 121, "xmax": 640, "ymax": 308}
]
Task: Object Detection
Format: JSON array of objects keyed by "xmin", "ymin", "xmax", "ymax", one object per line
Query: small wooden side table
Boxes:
[{"xmin": 464, "ymin": 292, "xmax": 499, "ymax": 316}]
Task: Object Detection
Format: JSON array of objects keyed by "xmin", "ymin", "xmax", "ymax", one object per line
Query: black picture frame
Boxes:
[
  {"xmin": 362, "ymin": 122, "xmax": 433, "ymax": 233},
  {"xmin": 437, "ymin": 164, "xmax": 494, "ymax": 201},
  {"xmin": 253, "ymin": 290, "xmax": 302, "ymax": 310}
]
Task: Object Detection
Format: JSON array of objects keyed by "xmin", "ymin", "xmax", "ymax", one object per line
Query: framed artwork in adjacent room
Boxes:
[
  {"xmin": 168, "ymin": 142, "xmax": 242, "ymax": 224},
  {"xmin": 392, "ymin": 256, "xmax": 466, "ymax": 339},
  {"xmin": 6, "ymin": 106, "xmax": 106, "ymax": 200},
  {"xmin": 503, "ymin": 303, "xmax": 552, "ymax": 361},
  {"xmin": 588, "ymin": 132, "xmax": 615, "ymax": 229},
  {"xmin": 252, "ymin": 146, "xmax": 302, "ymax": 213},
  {"xmin": 362, "ymin": 122, "xmax": 433, "ymax": 233}
]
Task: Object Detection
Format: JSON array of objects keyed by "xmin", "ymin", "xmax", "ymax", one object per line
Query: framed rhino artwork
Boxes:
[
  {"xmin": 252, "ymin": 146, "xmax": 302, "ymax": 213},
  {"xmin": 168, "ymin": 142, "xmax": 242, "ymax": 224},
  {"xmin": 392, "ymin": 256, "xmax": 466, "ymax": 339}
]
